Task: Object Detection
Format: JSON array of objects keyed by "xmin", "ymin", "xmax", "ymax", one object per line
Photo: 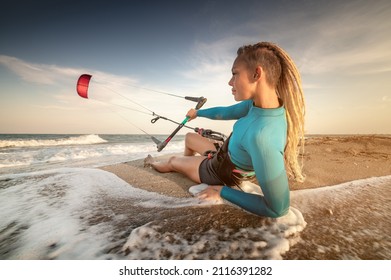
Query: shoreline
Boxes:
[
  {"xmin": 1, "ymin": 135, "xmax": 390, "ymax": 259},
  {"xmin": 100, "ymin": 135, "xmax": 391, "ymax": 195},
  {"xmin": 99, "ymin": 135, "xmax": 391, "ymax": 259}
]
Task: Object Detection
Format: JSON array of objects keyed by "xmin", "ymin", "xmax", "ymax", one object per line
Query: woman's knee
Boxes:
[
  {"xmin": 185, "ymin": 133, "xmax": 216, "ymax": 155},
  {"xmin": 185, "ymin": 132, "xmax": 199, "ymax": 145},
  {"xmin": 167, "ymin": 155, "xmax": 178, "ymax": 166},
  {"xmin": 184, "ymin": 133, "xmax": 201, "ymax": 156}
]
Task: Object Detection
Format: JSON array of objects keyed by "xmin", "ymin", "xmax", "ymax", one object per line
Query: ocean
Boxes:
[
  {"xmin": 0, "ymin": 134, "xmax": 185, "ymax": 175},
  {"xmin": 0, "ymin": 134, "xmax": 390, "ymax": 260}
]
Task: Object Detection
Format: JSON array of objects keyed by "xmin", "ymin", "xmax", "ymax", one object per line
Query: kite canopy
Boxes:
[{"xmin": 76, "ymin": 74, "xmax": 92, "ymax": 99}]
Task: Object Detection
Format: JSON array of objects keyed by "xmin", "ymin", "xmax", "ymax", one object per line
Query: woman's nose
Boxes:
[{"xmin": 228, "ymin": 77, "xmax": 233, "ymax": 86}]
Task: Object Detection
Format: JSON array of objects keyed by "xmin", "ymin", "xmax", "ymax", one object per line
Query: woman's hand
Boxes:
[
  {"xmin": 186, "ymin": 108, "xmax": 198, "ymax": 121},
  {"xmin": 197, "ymin": 185, "xmax": 223, "ymax": 202}
]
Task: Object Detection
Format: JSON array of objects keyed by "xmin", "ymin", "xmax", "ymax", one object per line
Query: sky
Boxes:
[{"xmin": 0, "ymin": 0, "xmax": 390, "ymax": 135}]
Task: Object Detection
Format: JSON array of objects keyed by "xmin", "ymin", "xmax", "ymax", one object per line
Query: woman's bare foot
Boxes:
[
  {"xmin": 143, "ymin": 155, "xmax": 175, "ymax": 173},
  {"xmin": 143, "ymin": 154, "xmax": 154, "ymax": 168}
]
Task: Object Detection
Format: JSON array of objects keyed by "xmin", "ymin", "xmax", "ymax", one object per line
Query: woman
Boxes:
[{"xmin": 145, "ymin": 42, "xmax": 305, "ymax": 218}]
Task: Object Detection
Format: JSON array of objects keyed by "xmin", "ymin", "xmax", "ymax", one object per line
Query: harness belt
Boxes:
[{"xmin": 209, "ymin": 134, "xmax": 255, "ymax": 186}]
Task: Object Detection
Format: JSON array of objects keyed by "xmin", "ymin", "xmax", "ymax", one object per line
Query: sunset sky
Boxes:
[{"xmin": 1, "ymin": 0, "xmax": 390, "ymax": 135}]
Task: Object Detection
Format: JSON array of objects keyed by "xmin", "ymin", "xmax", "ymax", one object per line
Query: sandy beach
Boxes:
[
  {"xmin": 100, "ymin": 135, "xmax": 391, "ymax": 259},
  {"xmin": 102, "ymin": 135, "xmax": 391, "ymax": 193}
]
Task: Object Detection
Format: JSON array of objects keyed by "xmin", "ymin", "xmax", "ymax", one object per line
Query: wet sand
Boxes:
[{"xmin": 100, "ymin": 135, "xmax": 391, "ymax": 259}]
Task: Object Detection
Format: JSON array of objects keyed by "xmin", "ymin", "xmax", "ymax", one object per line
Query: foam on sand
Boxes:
[
  {"xmin": 1, "ymin": 167, "xmax": 390, "ymax": 260},
  {"xmin": 0, "ymin": 168, "xmax": 306, "ymax": 259},
  {"xmin": 122, "ymin": 207, "xmax": 306, "ymax": 260}
]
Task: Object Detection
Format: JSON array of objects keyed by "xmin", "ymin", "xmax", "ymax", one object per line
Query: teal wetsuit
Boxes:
[{"xmin": 197, "ymin": 100, "xmax": 290, "ymax": 218}]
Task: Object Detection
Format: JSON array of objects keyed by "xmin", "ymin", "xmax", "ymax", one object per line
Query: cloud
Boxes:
[
  {"xmin": 0, "ymin": 55, "xmax": 140, "ymax": 87},
  {"xmin": 182, "ymin": 37, "xmax": 241, "ymax": 81},
  {"xmin": 0, "ymin": 54, "xmax": 204, "ymax": 128},
  {"xmin": 0, "ymin": 54, "xmax": 159, "ymax": 109},
  {"xmin": 0, "ymin": 55, "xmax": 59, "ymax": 85},
  {"xmin": 287, "ymin": 1, "xmax": 391, "ymax": 76},
  {"xmin": 179, "ymin": 0, "xmax": 391, "ymax": 99},
  {"xmin": 382, "ymin": 96, "xmax": 391, "ymax": 102}
]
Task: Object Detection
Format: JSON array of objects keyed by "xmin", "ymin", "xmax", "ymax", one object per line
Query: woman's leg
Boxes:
[
  {"xmin": 145, "ymin": 154, "xmax": 206, "ymax": 183},
  {"xmin": 184, "ymin": 133, "xmax": 217, "ymax": 156}
]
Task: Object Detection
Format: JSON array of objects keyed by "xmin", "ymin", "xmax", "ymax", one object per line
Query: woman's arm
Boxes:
[
  {"xmin": 220, "ymin": 133, "xmax": 290, "ymax": 218},
  {"xmin": 196, "ymin": 100, "xmax": 252, "ymax": 120}
]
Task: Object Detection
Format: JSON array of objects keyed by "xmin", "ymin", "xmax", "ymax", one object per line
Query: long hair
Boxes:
[{"xmin": 237, "ymin": 42, "xmax": 306, "ymax": 182}]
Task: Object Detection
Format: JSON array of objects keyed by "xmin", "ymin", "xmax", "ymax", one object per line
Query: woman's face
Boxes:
[{"xmin": 228, "ymin": 58, "xmax": 255, "ymax": 102}]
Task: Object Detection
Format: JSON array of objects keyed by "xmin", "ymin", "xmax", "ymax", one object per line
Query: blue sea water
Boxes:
[{"xmin": 0, "ymin": 134, "xmax": 185, "ymax": 175}]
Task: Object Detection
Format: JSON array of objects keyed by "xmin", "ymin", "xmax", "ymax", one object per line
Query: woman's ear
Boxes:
[{"xmin": 253, "ymin": 66, "xmax": 262, "ymax": 80}]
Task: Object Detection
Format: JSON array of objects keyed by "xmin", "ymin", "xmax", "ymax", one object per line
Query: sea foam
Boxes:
[
  {"xmin": 0, "ymin": 167, "xmax": 306, "ymax": 260},
  {"xmin": 0, "ymin": 134, "xmax": 107, "ymax": 148}
]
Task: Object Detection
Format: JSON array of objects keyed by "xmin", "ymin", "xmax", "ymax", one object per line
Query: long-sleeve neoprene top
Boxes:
[{"xmin": 197, "ymin": 100, "xmax": 289, "ymax": 217}]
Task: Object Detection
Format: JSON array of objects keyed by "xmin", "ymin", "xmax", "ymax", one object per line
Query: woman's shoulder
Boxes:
[
  {"xmin": 241, "ymin": 99, "xmax": 253, "ymax": 109},
  {"xmin": 244, "ymin": 122, "xmax": 285, "ymax": 148}
]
